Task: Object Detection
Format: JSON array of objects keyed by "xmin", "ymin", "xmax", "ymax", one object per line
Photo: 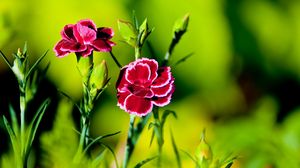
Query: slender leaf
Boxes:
[
  {"xmin": 3, "ymin": 116, "xmax": 19, "ymax": 156},
  {"xmin": 171, "ymin": 130, "xmax": 181, "ymax": 168},
  {"xmin": 83, "ymin": 131, "xmax": 121, "ymax": 154},
  {"xmin": 173, "ymin": 52, "xmax": 194, "ymax": 66},
  {"xmin": 25, "ymin": 50, "xmax": 48, "ymax": 81},
  {"xmin": 132, "ymin": 10, "xmax": 139, "ymax": 30},
  {"xmin": 134, "ymin": 156, "xmax": 158, "ymax": 168},
  {"xmin": 0, "ymin": 50, "xmax": 13, "ymax": 70},
  {"xmin": 8, "ymin": 104, "xmax": 19, "ymax": 138},
  {"xmin": 181, "ymin": 150, "xmax": 200, "ymax": 168},
  {"xmin": 26, "ymin": 98, "xmax": 50, "ymax": 149},
  {"xmin": 92, "ymin": 149, "xmax": 107, "ymax": 168},
  {"xmin": 161, "ymin": 110, "xmax": 177, "ymax": 128},
  {"xmin": 58, "ymin": 90, "xmax": 83, "ymax": 115},
  {"xmin": 99, "ymin": 143, "xmax": 119, "ymax": 168},
  {"xmin": 225, "ymin": 162, "xmax": 234, "ymax": 168}
]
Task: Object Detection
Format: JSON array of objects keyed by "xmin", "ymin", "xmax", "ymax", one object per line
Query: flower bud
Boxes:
[
  {"xmin": 76, "ymin": 55, "xmax": 93, "ymax": 84},
  {"xmin": 195, "ymin": 130, "xmax": 212, "ymax": 166},
  {"xmin": 89, "ymin": 60, "xmax": 108, "ymax": 97},
  {"xmin": 173, "ymin": 14, "xmax": 189, "ymax": 35},
  {"xmin": 138, "ymin": 18, "xmax": 152, "ymax": 46},
  {"xmin": 12, "ymin": 48, "xmax": 27, "ymax": 83}
]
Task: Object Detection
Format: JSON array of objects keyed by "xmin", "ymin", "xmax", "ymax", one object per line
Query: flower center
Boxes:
[{"xmin": 128, "ymin": 80, "xmax": 152, "ymax": 97}]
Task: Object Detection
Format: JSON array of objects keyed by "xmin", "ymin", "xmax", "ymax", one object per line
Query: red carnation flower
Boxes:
[
  {"xmin": 116, "ymin": 58, "xmax": 175, "ymax": 116},
  {"xmin": 54, "ymin": 19, "xmax": 115, "ymax": 57}
]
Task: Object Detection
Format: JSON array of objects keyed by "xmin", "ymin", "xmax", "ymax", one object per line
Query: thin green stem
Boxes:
[
  {"xmin": 109, "ymin": 51, "xmax": 122, "ymax": 68},
  {"xmin": 135, "ymin": 46, "xmax": 141, "ymax": 60},
  {"xmin": 123, "ymin": 115, "xmax": 135, "ymax": 168},
  {"xmin": 19, "ymin": 83, "xmax": 26, "ymax": 166},
  {"xmin": 74, "ymin": 120, "xmax": 88, "ymax": 164},
  {"xmin": 152, "ymin": 106, "xmax": 163, "ymax": 167}
]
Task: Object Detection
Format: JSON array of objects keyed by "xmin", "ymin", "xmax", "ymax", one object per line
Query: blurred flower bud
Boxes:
[
  {"xmin": 195, "ymin": 130, "xmax": 212, "ymax": 166},
  {"xmin": 12, "ymin": 48, "xmax": 27, "ymax": 83},
  {"xmin": 89, "ymin": 60, "xmax": 108, "ymax": 97},
  {"xmin": 117, "ymin": 19, "xmax": 137, "ymax": 47},
  {"xmin": 173, "ymin": 14, "xmax": 189, "ymax": 35}
]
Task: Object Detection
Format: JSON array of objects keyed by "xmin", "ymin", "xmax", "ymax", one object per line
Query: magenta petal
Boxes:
[
  {"xmin": 60, "ymin": 40, "xmax": 86, "ymax": 52},
  {"xmin": 92, "ymin": 39, "xmax": 112, "ymax": 52},
  {"xmin": 139, "ymin": 58, "xmax": 158, "ymax": 82},
  {"xmin": 79, "ymin": 46, "xmax": 93, "ymax": 57},
  {"xmin": 78, "ymin": 19, "xmax": 97, "ymax": 31},
  {"xmin": 151, "ymin": 81, "xmax": 173, "ymax": 97},
  {"xmin": 54, "ymin": 40, "xmax": 71, "ymax": 57},
  {"xmin": 124, "ymin": 94, "xmax": 153, "ymax": 116},
  {"xmin": 74, "ymin": 23, "xmax": 97, "ymax": 44},
  {"xmin": 61, "ymin": 24, "xmax": 75, "ymax": 40},
  {"xmin": 152, "ymin": 83, "xmax": 174, "ymax": 106},
  {"xmin": 97, "ymin": 27, "xmax": 114, "ymax": 39},
  {"xmin": 117, "ymin": 91, "xmax": 130, "ymax": 110},
  {"xmin": 126, "ymin": 63, "xmax": 151, "ymax": 84},
  {"xmin": 152, "ymin": 67, "xmax": 172, "ymax": 88}
]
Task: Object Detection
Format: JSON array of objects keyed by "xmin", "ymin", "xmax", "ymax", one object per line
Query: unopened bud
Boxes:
[
  {"xmin": 117, "ymin": 19, "xmax": 137, "ymax": 47},
  {"xmin": 173, "ymin": 14, "xmax": 189, "ymax": 35},
  {"xmin": 195, "ymin": 130, "xmax": 212, "ymax": 165},
  {"xmin": 138, "ymin": 18, "xmax": 152, "ymax": 46},
  {"xmin": 76, "ymin": 55, "xmax": 93, "ymax": 84},
  {"xmin": 89, "ymin": 60, "xmax": 108, "ymax": 96}
]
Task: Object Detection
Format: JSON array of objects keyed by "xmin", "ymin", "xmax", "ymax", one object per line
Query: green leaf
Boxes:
[
  {"xmin": 173, "ymin": 52, "xmax": 194, "ymax": 66},
  {"xmin": 171, "ymin": 130, "xmax": 181, "ymax": 168},
  {"xmin": 0, "ymin": 50, "xmax": 13, "ymax": 70},
  {"xmin": 9, "ymin": 104, "xmax": 19, "ymax": 138},
  {"xmin": 117, "ymin": 19, "xmax": 137, "ymax": 47},
  {"xmin": 83, "ymin": 131, "xmax": 121, "ymax": 154},
  {"xmin": 161, "ymin": 110, "xmax": 177, "ymax": 128},
  {"xmin": 91, "ymin": 149, "xmax": 107, "ymax": 168},
  {"xmin": 3, "ymin": 115, "xmax": 20, "ymax": 157},
  {"xmin": 181, "ymin": 150, "xmax": 200, "ymax": 168},
  {"xmin": 134, "ymin": 156, "xmax": 158, "ymax": 168},
  {"xmin": 99, "ymin": 143, "xmax": 119, "ymax": 168},
  {"xmin": 25, "ymin": 49, "xmax": 48, "ymax": 82},
  {"xmin": 26, "ymin": 98, "xmax": 50, "ymax": 152},
  {"xmin": 224, "ymin": 161, "xmax": 234, "ymax": 168}
]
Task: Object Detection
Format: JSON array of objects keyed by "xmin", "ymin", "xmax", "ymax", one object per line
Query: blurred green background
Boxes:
[{"xmin": 1, "ymin": 0, "xmax": 300, "ymax": 167}]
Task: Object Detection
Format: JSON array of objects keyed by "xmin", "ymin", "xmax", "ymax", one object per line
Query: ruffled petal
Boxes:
[
  {"xmin": 152, "ymin": 67, "xmax": 172, "ymax": 88},
  {"xmin": 73, "ymin": 22, "xmax": 97, "ymax": 44},
  {"xmin": 138, "ymin": 58, "xmax": 158, "ymax": 82},
  {"xmin": 126, "ymin": 63, "xmax": 151, "ymax": 84},
  {"xmin": 124, "ymin": 94, "xmax": 153, "ymax": 116},
  {"xmin": 77, "ymin": 19, "xmax": 97, "ymax": 31},
  {"xmin": 151, "ymin": 79, "xmax": 174, "ymax": 97},
  {"xmin": 78, "ymin": 46, "xmax": 93, "ymax": 57},
  {"xmin": 152, "ymin": 83, "xmax": 174, "ymax": 106},
  {"xmin": 117, "ymin": 90, "xmax": 131, "ymax": 110},
  {"xmin": 97, "ymin": 27, "xmax": 114, "ymax": 39},
  {"xmin": 61, "ymin": 24, "xmax": 75, "ymax": 40},
  {"xmin": 53, "ymin": 40, "xmax": 70, "ymax": 57},
  {"xmin": 91, "ymin": 39, "xmax": 112, "ymax": 52},
  {"xmin": 60, "ymin": 41, "xmax": 86, "ymax": 52}
]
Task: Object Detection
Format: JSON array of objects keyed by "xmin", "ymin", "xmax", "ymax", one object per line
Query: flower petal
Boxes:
[
  {"xmin": 152, "ymin": 83, "xmax": 174, "ymax": 106},
  {"xmin": 92, "ymin": 39, "xmax": 112, "ymax": 52},
  {"xmin": 124, "ymin": 94, "xmax": 153, "ymax": 116},
  {"xmin": 126, "ymin": 63, "xmax": 151, "ymax": 84},
  {"xmin": 61, "ymin": 24, "xmax": 75, "ymax": 40},
  {"xmin": 138, "ymin": 58, "xmax": 158, "ymax": 82},
  {"xmin": 97, "ymin": 27, "xmax": 114, "ymax": 39},
  {"xmin": 152, "ymin": 67, "xmax": 172, "ymax": 88},
  {"xmin": 78, "ymin": 19, "xmax": 97, "ymax": 31},
  {"xmin": 78, "ymin": 46, "xmax": 93, "ymax": 57},
  {"xmin": 117, "ymin": 90, "xmax": 130, "ymax": 110},
  {"xmin": 53, "ymin": 40, "xmax": 70, "ymax": 57},
  {"xmin": 73, "ymin": 22, "xmax": 97, "ymax": 44},
  {"xmin": 151, "ymin": 79, "xmax": 174, "ymax": 97}
]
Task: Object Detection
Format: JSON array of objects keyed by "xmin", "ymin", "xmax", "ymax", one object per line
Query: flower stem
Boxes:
[
  {"xmin": 152, "ymin": 106, "xmax": 163, "ymax": 167},
  {"xmin": 123, "ymin": 115, "xmax": 135, "ymax": 168},
  {"xmin": 19, "ymin": 83, "xmax": 26, "ymax": 167},
  {"xmin": 135, "ymin": 46, "xmax": 141, "ymax": 60},
  {"xmin": 109, "ymin": 51, "xmax": 122, "ymax": 68}
]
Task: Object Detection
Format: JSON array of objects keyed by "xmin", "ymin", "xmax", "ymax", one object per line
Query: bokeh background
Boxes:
[{"xmin": 1, "ymin": 0, "xmax": 300, "ymax": 167}]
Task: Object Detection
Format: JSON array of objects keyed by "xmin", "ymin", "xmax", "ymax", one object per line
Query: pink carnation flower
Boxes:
[
  {"xmin": 54, "ymin": 19, "xmax": 115, "ymax": 57},
  {"xmin": 116, "ymin": 58, "xmax": 175, "ymax": 116}
]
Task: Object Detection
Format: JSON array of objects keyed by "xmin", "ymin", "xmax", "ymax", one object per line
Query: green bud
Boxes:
[
  {"xmin": 195, "ymin": 130, "xmax": 212, "ymax": 166},
  {"xmin": 89, "ymin": 60, "xmax": 108, "ymax": 97},
  {"xmin": 118, "ymin": 19, "xmax": 137, "ymax": 47},
  {"xmin": 173, "ymin": 14, "xmax": 189, "ymax": 35},
  {"xmin": 138, "ymin": 18, "xmax": 152, "ymax": 46},
  {"xmin": 12, "ymin": 48, "xmax": 27, "ymax": 83},
  {"xmin": 76, "ymin": 55, "xmax": 93, "ymax": 84}
]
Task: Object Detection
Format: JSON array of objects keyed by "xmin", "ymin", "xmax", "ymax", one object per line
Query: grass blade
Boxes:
[
  {"xmin": 0, "ymin": 50, "xmax": 13, "ymax": 70},
  {"xmin": 100, "ymin": 143, "xmax": 119, "ymax": 168},
  {"xmin": 83, "ymin": 131, "xmax": 121, "ymax": 154},
  {"xmin": 170, "ymin": 130, "xmax": 181, "ymax": 168},
  {"xmin": 8, "ymin": 104, "xmax": 19, "ymax": 138},
  {"xmin": 161, "ymin": 110, "xmax": 177, "ymax": 128},
  {"xmin": 25, "ymin": 50, "xmax": 48, "ymax": 81},
  {"xmin": 173, "ymin": 52, "xmax": 193, "ymax": 67},
  {"xmin": 134, "ymin": 156, "xmax": 158, "ymax": 168}
]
